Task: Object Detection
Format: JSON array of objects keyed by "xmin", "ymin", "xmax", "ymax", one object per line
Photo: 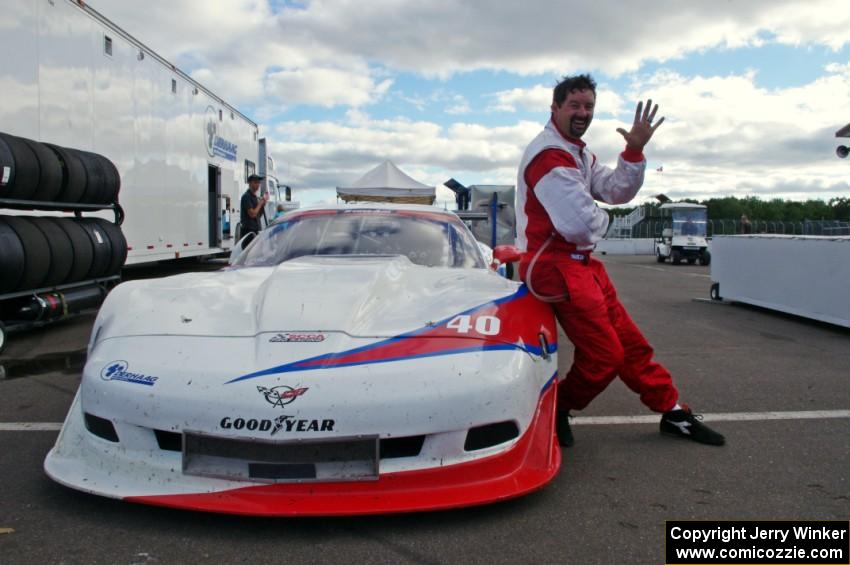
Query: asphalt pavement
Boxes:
[{"xmin": 1, "ymin": 255, "xmax": 847, "ymax": 565}]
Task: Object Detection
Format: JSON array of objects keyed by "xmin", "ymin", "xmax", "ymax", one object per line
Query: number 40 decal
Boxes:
[{"xmin": 446, "ymin": 315, "xmax": 501, "ymax": 336}]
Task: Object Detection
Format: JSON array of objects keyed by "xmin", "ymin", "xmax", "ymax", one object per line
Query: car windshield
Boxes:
[
  {"xmin": 672, "ymin": 210, "xmax": 707, "ymax": 237},
  {"xmin": 235, "ymin": 209, "xmax": 487, "ymax": 269}
]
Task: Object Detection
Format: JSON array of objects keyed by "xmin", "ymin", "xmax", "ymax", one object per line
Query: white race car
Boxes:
[{"xmin": 45, "ymin": 204, "xmax": 560, "ymax": 515}]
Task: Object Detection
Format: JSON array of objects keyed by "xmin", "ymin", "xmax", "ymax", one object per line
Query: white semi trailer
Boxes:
[{"xmin": 0, "ymin": 0, "xmax": 262, "ymax": 264}]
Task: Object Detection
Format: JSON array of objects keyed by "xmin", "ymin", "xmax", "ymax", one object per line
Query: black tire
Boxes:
[
  {"xmin": 671, "ymin": 249, "xmax": 682, "ymax": 265},
  {"xmin": 0, "ymin": 320, "xmax": 6, "ymax": 355},
  {"xmin": 90, "ymin": 218, "xmax": 127, "ymax": 275},
  {"xmin": 710, "ymin": 282, "xmax": 721, "ymax": 301},
  {"xmin": 699, "ymin": 250, "xmax": 711, "ymax": 266},
  {"xmin": 0, "ymin": 135, "xmax": 14, "ymax": 196},
  {"xmin": 71, "ymin": 149, "xmax": 107, "ymax": 204},
  {"xmin": 98, "ymin": 155, "xmax": 120, "ymax": 203},
  {"xmin": 656, "ymin": 251, "xmax": 665, "ymax": 263},
  {"xmin": 21, "ymin": 138, "xmax": 63, "ymax": 202},
  {"xmin": 0, "ymin": 132, "xmax": 40, "ymax": 200},
  {"xmin": 0, "ymin": 217, "xmax": 26, "ymax": 292},
  {"xmin": 50, "ymin": 218, "xmax": 93, "ymax": 284},
  {"xmin": 3, "ymin": 216, "xmax": 51, "ymax": 291},
  {"xmin": 29, "ymin": 216, "xmax": 74, "ymax": 286},
  {"xmin": 44, "ymin": 143, "xmax": 87, "ymax": 203},
  {"xmin": 77, "ymin": 218, "xmax": 112, "ymax": 278}
]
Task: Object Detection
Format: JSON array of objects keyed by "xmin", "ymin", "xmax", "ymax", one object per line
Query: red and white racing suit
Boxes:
[{"xmin": 516, "ymin": 118, "xmax": 678, "ymax": 413}]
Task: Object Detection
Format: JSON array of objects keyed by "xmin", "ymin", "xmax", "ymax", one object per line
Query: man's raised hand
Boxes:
[{"xmin": 616, "ymin": 99, "xmax": 664, "ymax": 152}]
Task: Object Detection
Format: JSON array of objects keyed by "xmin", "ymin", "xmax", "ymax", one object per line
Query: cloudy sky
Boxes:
[{"xmin": 92, "ymin": 0, "xmax": 850, "ymax": 208}]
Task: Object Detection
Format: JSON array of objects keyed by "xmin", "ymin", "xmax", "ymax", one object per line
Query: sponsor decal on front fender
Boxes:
[{"xmin": 100, "ymin": 361, "xmax": 158, "ymax": 386}]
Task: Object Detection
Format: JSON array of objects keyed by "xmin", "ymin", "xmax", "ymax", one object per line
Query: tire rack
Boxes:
[{"xmin": 0, "ymin": 198, "xmax": 124, "ymax": 354}]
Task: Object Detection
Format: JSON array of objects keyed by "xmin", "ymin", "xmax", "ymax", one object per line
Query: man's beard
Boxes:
[{"xmin": 569, "ymin": 116, "xmax": 591, "ymax": 137}]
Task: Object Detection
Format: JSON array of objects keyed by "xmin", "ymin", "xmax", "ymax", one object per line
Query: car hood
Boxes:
[{"xmin": 98, "ymin": 256, "xmax": 519, "ymax": 339}]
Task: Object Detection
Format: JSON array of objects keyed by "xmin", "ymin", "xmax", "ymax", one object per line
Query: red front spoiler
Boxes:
[{"xmin": 127, "ymin": 384, "xmax": 561, "ymax": 516}]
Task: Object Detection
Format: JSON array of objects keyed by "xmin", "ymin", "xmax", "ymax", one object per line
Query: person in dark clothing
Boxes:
[{"xmin": 240, "ymin": 174, "xmax": 267, "ymax": 248}]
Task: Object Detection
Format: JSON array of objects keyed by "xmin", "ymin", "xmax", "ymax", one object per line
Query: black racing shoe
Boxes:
[
  {"xmin": 556, "ymin": 410, "xmax": 575, "ymax": 447},
  {"xmin": 660, "ymin": 405, "xmax": 725, "ymax": 446}
]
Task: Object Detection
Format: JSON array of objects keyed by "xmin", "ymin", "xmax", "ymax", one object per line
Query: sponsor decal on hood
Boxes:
[{"xmin": 100, "ymin": 361, "xmax": 158, "ymax": 386}]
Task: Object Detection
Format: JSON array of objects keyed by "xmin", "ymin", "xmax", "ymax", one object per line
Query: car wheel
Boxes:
[
  {"xmin": 0, "ymin": 321, "xmax": 6, "ymax": 355},
  {"xmin": 671, "ymin": 249, "xmax": 682, "ymax": 265},
  {"xmin": 656, "ymin": 251, "xmax": 665, "ymax": 263},
  {"xmin": 699, "ymin": 251, "xmax": 711, "ymax": 266}
]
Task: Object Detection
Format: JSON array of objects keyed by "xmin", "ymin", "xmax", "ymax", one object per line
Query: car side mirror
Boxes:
[{"xmin": 493, "ymin": 245, "xmax": 522, "ymax": 264}]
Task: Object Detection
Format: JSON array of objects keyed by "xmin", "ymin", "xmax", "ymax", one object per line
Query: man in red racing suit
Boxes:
[{"xmin": 515, "ymin": 74, "xmax": 724, "ymax": 447}]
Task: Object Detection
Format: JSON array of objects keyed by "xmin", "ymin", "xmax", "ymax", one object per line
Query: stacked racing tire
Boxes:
[{"xmin": 0, "ymin": 130, "xmax": 125, "ymax": 354}]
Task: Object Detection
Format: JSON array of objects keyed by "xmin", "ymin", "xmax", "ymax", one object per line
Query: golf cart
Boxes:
[{"xmin": 655, "ymin": 203, "xmax": 710, "ymax": 265}]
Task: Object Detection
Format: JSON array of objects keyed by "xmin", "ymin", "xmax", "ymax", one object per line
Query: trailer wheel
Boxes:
[
  {"xmin": 30, "ymin": 217, "xmax": 74, "ymax": 286},
  {"xmin": 671, "ymin": 249, "xmax": 682, "ymax": 265},
  {"xmin": 77, "ymin": 219, "xmax": 112, "ymax": 278},
  {"xmin": 0, "ymin": 132, "xmax": 40, "ymax": 200},
  {"xmin": 21, "ymin": 138, "xmax": 63, "ymax": 202},
  {"xmin": 90, "ymin": 218, "xmax": 127, "ymax": 275},
  {"xmin": 44, "ymin": 143, "xmax": 87, "ymax": 203},
  {"xmin": 710, "ymin": 282, "xmax": 721, "ymax": 301},
  {"xmin": 0, "ymin": 218, "xmax": 26, "ymax": 293},
  {"xmin": 3, "ymin": 216, "xmax": 51, "ymax": 291},
  {"xmin": 50, "ymin": 218, "xmax": 93, "ymax": 284}
]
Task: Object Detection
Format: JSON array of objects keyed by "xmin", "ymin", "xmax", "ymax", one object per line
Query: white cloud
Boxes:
[
  {"xmin": 84, "ymin": 0, "xmax": 850, "ymax": 205},
  {"xmin": 489, "ymin": 84, "xmax": 626, "ymax": 117},
  {"xmin": 269, "ymin": 65, "xmax": 850, "ymax": 205},
  {"xmin": 274, "ymin": 0, "xmax": 850, "ymax": 76},
  {"xmin": 266, "ymin": 68, "xmax": 392, "ymax": 108},
  {"xmin": 90, "ymin": 0, "xmax": 850, "ymax": 108}
]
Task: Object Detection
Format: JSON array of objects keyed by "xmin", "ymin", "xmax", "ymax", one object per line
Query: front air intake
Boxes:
[
  {"xmin": 380, "ymin": 435, "xmax": 425, "ymax": 459},
  {"xmin": 464, "ymin": 421, "xmax": 520, "ymax": 451},
  {"xmin": 154, "ymin": 429, "xmax": 182, "ymax": 452},
  {"xmin": 83, "ymin": 412, "xmax": 119, "ymax": 442}
]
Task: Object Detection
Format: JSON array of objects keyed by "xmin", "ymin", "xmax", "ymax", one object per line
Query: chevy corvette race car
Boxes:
[{"xmin": 45, "ymin": 204, "xmax": 560, "ymax": 516}]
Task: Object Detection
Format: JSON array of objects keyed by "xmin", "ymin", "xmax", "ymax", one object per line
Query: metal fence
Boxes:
[{"xmin": 627, "ymin": 219, "xmax": 850, "ymax": 238}]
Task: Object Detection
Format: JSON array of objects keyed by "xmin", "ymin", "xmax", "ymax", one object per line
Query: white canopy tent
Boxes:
[{"xmin": 336, "ymin": 161, "xmax": 436, "ymax": 205}]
